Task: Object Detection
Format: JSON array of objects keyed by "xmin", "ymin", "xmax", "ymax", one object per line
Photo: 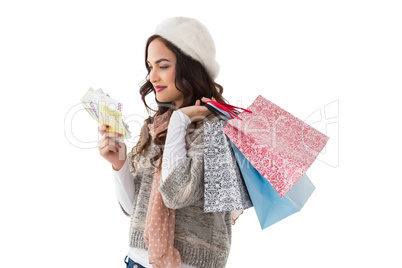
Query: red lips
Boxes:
[{"xmin": 155, "ymin": 85, "xmax": 167, "ymax": 92}]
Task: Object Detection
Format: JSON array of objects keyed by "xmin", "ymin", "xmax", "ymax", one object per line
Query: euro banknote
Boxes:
[{"xmin": 81, "ymin": 88, "xmax": 131, "ymax": 142}]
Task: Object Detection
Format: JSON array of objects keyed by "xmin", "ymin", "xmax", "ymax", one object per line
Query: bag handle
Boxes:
[
  {"xmin": 205, "ymin": 103, "xmax": 231, "ymax": 120},
  {"xmin": 206, "ymin": 100, "xmax": 252, "ymax": 120}
]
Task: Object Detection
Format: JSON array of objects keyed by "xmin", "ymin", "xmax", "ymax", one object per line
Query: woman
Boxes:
[{"xmin": 98, "ymin": 17, "xmax": 231, "ymax": 268}]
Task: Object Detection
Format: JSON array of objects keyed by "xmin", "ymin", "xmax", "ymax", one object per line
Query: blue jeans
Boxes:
[{"xmin": 124, "ymin": 256, "xmax": 146, "ymax": 268}]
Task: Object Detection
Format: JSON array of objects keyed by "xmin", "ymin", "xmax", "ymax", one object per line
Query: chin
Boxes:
[{"xmin": 156, "ymin": 95, "xmax": 169, "ymax": 103}]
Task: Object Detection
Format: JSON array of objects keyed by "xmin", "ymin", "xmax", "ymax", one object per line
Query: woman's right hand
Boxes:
[{"xmin": 98, "ymin": 125, "xmax": 127, "ymax": 171}]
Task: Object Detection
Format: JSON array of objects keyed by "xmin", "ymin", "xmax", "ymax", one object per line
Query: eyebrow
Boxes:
[{"xmin": 147, "ymin": 58, "xmax": 171, "ymax": 64}]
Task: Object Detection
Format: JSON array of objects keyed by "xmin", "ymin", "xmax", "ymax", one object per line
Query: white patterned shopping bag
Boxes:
[{"xmin": 203, "ymin": 120, "xmax": 253, "ymax": 213}]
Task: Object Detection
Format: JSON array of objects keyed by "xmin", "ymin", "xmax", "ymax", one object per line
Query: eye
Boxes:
[{"xmin": 160, "ymin": 66, "xmax": 169, "ymax": 69}]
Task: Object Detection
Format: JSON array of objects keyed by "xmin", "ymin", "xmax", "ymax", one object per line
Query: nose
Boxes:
[{"xmin": 149, "ymin": 68, "xmax": 159, "ymax": 84}]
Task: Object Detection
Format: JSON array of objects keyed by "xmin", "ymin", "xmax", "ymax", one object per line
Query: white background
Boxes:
[{"xmin": 1, "ymin": 0, "xmax": 401, "ymax": 267}]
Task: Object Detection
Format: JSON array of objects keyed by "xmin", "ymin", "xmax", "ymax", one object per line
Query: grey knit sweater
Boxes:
[{"xmin": 123, "ymin": 115, "xmax": 231, "ymax": 268}]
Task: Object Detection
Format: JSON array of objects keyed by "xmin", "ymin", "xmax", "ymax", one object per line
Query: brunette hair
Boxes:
[{"xmin": 131, "ymin": 35, "xmax": 226, "ymax": 169}]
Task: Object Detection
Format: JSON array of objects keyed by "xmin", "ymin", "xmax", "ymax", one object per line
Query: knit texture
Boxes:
[
  {"xmin": 154, "ymin": 17, "xmax": 220, "ymax": 79},
  {"xmin": 124, "ymin": 115, "xmax": 231, "ymax": 268}
]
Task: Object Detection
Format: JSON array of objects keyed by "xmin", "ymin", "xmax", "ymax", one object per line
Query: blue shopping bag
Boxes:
[{"xmin": 230, "ymin": 141, "xmax": 316, "ymax": 229}]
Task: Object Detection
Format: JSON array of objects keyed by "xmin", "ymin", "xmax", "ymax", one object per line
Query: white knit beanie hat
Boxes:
[{"xmin": 154, "ymin": 17, "xmax": 219, "ymax": 79}]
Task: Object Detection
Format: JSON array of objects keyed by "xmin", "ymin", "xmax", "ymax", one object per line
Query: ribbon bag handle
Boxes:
[{"xmin": 206, "ymin": 100, "xmax": 252, "ymax": 120}]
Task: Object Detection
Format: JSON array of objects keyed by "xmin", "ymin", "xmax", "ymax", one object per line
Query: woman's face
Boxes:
[{"xmin": 147, "ymin": 38, "xmax": 184, "ymax": 108}]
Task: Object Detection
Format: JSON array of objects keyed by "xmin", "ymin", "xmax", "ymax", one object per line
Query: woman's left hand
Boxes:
[{"xmin": 178, "ymin": 97, "xmax": 216, "ymax": 122}]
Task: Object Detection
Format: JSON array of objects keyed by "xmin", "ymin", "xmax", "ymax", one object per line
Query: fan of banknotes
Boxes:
[{"xmin": 81, "ymin": 88, "xmax": 131, "ymax": 142}]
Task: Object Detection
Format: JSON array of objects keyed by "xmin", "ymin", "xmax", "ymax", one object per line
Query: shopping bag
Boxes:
[
  {"xmin": 223, "ymin": 95, "xmax": 329, "ymax": 197},
  {"xmin": 203, "ymin": 120, "xmax": 253, "ymax": 212},
  {"xmin": 231, "ymin": 141, "xmax": 315, "ymax": 229}
]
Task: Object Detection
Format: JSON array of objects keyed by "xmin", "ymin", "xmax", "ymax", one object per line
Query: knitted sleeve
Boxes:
[{"xmin": 158, "ymin": 123, "xmax": 205, "ymax": 210}]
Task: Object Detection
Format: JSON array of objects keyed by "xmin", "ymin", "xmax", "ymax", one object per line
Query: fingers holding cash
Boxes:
[
  {"xmin": 98, "ymin": 124, "xmax": 110, "ymax": 135},
  {"xmin": 99, "ymin": 131, "xmax": 120, "ymax": 150},
  {"xmin": 82, "ymin": 88, "xmax": 129, "ymax": 171},
  {"xmin": 98, "ymin": 124, "xmax": 127, "ymax": 170}
]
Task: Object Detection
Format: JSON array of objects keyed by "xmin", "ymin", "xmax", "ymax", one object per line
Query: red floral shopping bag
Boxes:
[{"xmin": 222, "ymin": 95, "xmax": 329, "ymax": 197}]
